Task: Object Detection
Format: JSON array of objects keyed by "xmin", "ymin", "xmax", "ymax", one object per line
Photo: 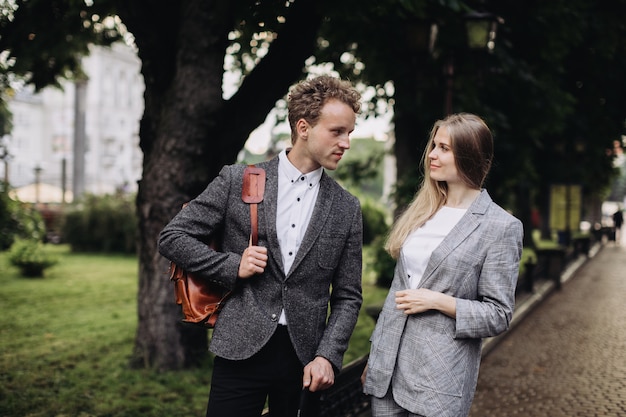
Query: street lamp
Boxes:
[
  {"xmin": 464, "ymin": 11, "xmax": 501, "ymax": 52},
  {"xmin": 444, "ymin": 11, "xmax": 502, "ymax": 115}
]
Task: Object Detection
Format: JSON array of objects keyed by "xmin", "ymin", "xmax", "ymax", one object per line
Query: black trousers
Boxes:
[{"xmin": 206, "ymin": 326, "xmax": 313, "ymax": 417}]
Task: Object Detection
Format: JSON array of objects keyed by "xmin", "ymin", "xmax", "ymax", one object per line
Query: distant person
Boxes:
[
  {"xmin": 614, "ymin": 208, "xmax": 623, "ymax": 243},
  {"xmin": 361, "ymin": 113, "xmax": 523, "ymax": 417},
  {"xmin": 159, "ymin": 75, "xmax": 363, "ymax": 417}
]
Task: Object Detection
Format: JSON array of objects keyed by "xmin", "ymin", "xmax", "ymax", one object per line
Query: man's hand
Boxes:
[
  {"xmin": 238, "ymin": 244, "xmax": 267, "ymax": 278},
  {"xmin": 302, "ymin": 356, "xmax": 334, "ymax": 392}
]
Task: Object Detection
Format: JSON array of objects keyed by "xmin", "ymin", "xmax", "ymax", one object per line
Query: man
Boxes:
[
  {"xmin": 613, "ymin": 208, "xmax": 623, "ymax": 243},
  {"xmin": 158, "ymin": 75, "xmax": 363, "ymax": 417}
]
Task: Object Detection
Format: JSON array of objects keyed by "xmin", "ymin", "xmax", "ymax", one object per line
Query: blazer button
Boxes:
[{"xmin": 270, "ymin": 314, "xmax": 278, "ymax": 321}]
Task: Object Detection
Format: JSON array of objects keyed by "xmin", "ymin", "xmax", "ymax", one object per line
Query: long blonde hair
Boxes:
[{"xmin": 385, "ymin": 113, "xmax": 494, "ymax": 259}]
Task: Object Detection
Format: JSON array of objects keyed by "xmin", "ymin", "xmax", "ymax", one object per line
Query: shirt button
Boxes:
[
  {"xmin": 291, "ymin": 224, "xmax": 295, "ymax": 228},
  {"xmin": 300, "ymin": 177, "xmax": 305, "ymax": 181},
  {"xmin": 288, "ymin": 251, "xmax": 293, "ymax": 256}
]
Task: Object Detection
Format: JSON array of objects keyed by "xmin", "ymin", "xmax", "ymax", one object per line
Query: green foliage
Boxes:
[
  {"xmin": 0, "ymin": 0, "xmax": 121, "ymax": 90},
  {"xmin": 0, "ymin": 92, "xmax": 12, "ymax": 137},
  {"xmin": 0, "ymin": 183, "xmax": 46, "ymax": 250},
  {"xmin": 7, "ymin": 238, "xmax": 58, "ymax": 277},
  {"xmin": 0, "ymin": 184, "xmax": 19, "ymax": 250},
  {"xmin": 361, "ymin": 198, "xmax": 390, "ymax": 245},
  {"xmin": 370, "ymin": 235, "xmax": 396, "ymax": 288},
  {"xmin": 334, "ymin": 153, "xmax": 384, "ymax": 195},
  {"xmin": 61, "ymin": 193, "xmax": 137, "ymax": 254},
  {"xmin": 391, "ymin": 172, "xmax": 423, "ymax": 215},
  {"xmin": 332, "ymin": 137, "xmax": 386, "ymax": 200},
  {"xmin": 344, "ymin": 244, "xmax": 391, "ymax": 362}
]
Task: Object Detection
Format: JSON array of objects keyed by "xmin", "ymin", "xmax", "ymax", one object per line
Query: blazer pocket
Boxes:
[
  {"xmin": 368, "ymin": 311, "xmax": 406, "ymax": 376},
  {"xmin": 299, "ymin": 299, "xmax": 329, "ymax": 344},
  {"xmin": 409, "ymin": 332, "xmax": 468, "ymax": 398},
  {"xmin": 316, "ymin": 236, "xmax": 344, "ymax": 270}
]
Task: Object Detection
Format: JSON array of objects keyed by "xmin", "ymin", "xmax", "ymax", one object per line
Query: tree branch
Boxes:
[{"xmin": 215, "ymin": 0, "xmax": 328, "ymax": 158}]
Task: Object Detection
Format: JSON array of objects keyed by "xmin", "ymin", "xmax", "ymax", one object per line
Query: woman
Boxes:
[{"xmin": 362, "ymin": 113, "xmax": 523, "ymax": 417}]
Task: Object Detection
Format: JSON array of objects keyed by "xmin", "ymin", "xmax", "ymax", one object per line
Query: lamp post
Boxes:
[
  {"xmin": 444, "ymin": 11, "xmax": 502, "ymax": 115},
  {"xmin": 34, "ymin": 165, "xmax": 42, "ymax": 204},
  {"xmin": 0, "ymin": 142, "xmax": 9, "ymax": 186},
  {"xmin": 73, "ymin": 78, "xmax": 87, "ymax": 200}
]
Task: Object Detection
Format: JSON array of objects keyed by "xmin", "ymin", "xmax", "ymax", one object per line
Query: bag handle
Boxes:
[{"xmin": 242, "ymin": 165, "xmax": 266, "ymax": 246}]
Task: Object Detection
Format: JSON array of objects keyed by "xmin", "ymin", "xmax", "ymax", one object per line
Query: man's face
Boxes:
[{"xmin": 296, "ymin": 99, "xmax": 356, "ymax": 172}]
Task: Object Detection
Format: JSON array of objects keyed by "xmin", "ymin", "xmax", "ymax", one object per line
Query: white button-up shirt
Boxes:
[
  {"xmin": 276, "ymin": 149, "xmax": 322, "ymax": 324},
  {"xmin": 401, "ymin": 206, "xmax": 466, "ymax": 289}
]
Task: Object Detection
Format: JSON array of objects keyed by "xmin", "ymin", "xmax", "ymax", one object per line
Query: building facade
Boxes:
[{"xmin": 4, "ymin": 42, "xmax": 144, "ymax": 201}]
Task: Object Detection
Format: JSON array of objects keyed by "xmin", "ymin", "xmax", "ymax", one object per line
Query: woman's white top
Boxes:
[{"xmin": 401, "ymin": 206, "xmax": 467, "ymax": 289}]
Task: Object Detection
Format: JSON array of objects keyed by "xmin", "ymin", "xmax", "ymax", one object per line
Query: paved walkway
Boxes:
[{"xmin": 469, "ymin": 241, "xmax": 626, "ymax": 416}]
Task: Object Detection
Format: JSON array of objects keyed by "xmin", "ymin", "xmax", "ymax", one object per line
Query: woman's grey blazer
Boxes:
[
  {"xmin": 363, "ymin": 190, "xmax": 523, "ymax": 417},
  {"xmin": 158, "ymin": 156, "xmax": 363, "ymax": 372}
]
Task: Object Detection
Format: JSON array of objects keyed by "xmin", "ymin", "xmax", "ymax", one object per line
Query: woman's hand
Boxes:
[
  {"xmin": 395, "ymin": 288, "xmax": 457, "ymax": 318},
  {"xmin": 360, "ymin": 363, "xmax": 368, "ymax": 386}
]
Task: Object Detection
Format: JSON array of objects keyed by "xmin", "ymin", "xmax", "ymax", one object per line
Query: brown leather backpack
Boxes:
[{"xmin": 169, "ymin": 165, "xmax": 266, "ymax": 327}]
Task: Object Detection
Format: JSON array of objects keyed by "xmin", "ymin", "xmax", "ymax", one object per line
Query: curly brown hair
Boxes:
[{"xmin": 287, "ymin": 75, "xmax": 361, "ymax": 144}]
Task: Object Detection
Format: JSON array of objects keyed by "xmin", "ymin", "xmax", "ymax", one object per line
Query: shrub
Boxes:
[
  {"xmin": 0, "ymin": 184, "xmax": 18, "ymax": 250},
  {"xmin": 371, "ymin": 235, "xmax": 396, "ymax": 288},
  {"xmin": 61, "ymin": 193, "xmax": 137, "ymax": 254},
  {"xmin": 361, "ymin": 199, "xmax": 390, "ymax": 245},
  {"xmin": 8, "ymin": 239, "xmax": 58, "ymax": 277},
  {"xmin": 0, "ymin": 183, "xmax": 46, "ymax": 250}
]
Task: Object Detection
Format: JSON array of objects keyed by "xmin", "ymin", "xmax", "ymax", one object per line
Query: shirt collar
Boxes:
[{"xmin": 278, "ymin": 149, "xmax": 323, "ymax": 188}]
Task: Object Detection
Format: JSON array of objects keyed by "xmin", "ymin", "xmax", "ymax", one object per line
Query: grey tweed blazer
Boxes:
[
  {"xmin": 158, "ymin": 156, "xmax": 363, "ymax": 371},
  {"xmin": 363, "ymin": 190, "xmax": 523, "ymax": 417}
]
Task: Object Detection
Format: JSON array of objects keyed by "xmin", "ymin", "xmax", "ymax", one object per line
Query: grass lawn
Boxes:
[{"xmin": 0, "ymin": 244, "xmax": 388, "ymax": 417}]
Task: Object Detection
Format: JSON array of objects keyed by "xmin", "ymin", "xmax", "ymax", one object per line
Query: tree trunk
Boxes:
[
  {"xmin": 390, "ymin": 53, "xmax": 441, "ymax": 214},
  {"xmin": 123, "ymin": 1, "xmax": 234, "ymax": 370}
]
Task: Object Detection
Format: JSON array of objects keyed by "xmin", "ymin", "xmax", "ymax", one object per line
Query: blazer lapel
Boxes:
[
  {"xmin": 396, "ymin": 253, "xmax": 412, "ymax": 289},
  {"xmin": 286, "ymin": 172, "xmax": 334, "ymax": 277},
  {"xmin": 260, "ymin": 157, "xmax": 285, "ymax": 275},
  {"xmin": 419, "ymin": 190, "xmax": 491, "ymax": 287}
]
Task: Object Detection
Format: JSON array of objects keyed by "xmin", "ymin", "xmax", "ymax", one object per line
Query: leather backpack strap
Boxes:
[
  {"xmin": 242, "ymin": 165, "xmax": 266, "ymax": 246},
  {"xmin": 250, "ymin": 204, "xmax": 258, "ymax": 245}
]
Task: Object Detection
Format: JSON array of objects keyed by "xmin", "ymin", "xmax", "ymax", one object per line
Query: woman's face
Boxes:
[{"xmin": 428, "ymin": 127, "xmax": 461, "ymax": 184}]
